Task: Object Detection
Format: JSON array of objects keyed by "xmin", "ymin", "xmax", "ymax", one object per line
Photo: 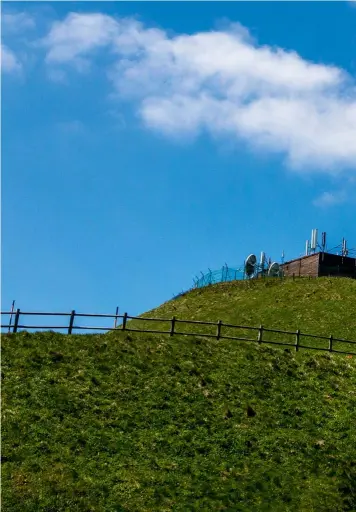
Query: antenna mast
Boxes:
[
  {"xmin": 310, "ymin": 229, "xmax": 318, "ymax": 253},
  {"xmin": 342, "ymin": 238, "xmax": 348, "ymax": 257},
  {"xmin": 305, "ymin": 240, "xmax": 310, "ymax": 256}
]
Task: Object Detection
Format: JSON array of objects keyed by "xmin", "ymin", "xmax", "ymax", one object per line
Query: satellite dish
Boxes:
[
  {"xmin": 268, "ymin": 262, "xmax": 280, "ymax": 277},
  {"xmin": 245, "ymin": 254, "xmax": 257, "ymax": 277}
]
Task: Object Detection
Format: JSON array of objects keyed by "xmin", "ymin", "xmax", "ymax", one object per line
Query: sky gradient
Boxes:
[{"xmin": 2, "ymin": 2, "xmax": 356, "ymax": 326}]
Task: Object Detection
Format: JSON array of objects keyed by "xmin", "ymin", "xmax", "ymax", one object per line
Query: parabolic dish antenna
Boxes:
[
  {"xmin": 245, "ymin": 254, "xmax": 257, "ymax": 277},
  {"xmin": 268, "ymin": 262, "xmax": 280, "ymax": 277}
]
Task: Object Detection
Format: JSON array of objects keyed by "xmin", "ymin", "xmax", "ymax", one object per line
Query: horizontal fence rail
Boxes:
[{"xmin": 1, "ymin": 309, "xmax": 356, "ymax": 356}]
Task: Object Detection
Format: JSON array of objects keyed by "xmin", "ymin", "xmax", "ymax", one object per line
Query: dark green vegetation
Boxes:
[{"xmin": 2, "ymin": 278, "xmax": 356, "ymax": 511}]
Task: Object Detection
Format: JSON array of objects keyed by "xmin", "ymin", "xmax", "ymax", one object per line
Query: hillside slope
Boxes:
[
  {"xmin": 3, "ymin": 326, "xmax": 356, "ymax": 511},
  {"xmin": 3, "ymin": 277, "xmax": 356, "ymax": 511},
  {"xmin": 141, "ymin": 277, "xmax": 356, "ymax": 340}
]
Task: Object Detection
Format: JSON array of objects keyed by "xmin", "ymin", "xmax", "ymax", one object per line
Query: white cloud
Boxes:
[
  {"xmin": 313, "ymin": 191, "xmax": 346, "ymax": 208},
  {"xmin": 42, "ymin": 13, "xmax": 119, "ymax": 69},
  {"xmin": 1, "ymin": 11, "xmax": 37, "ymax": 75},
  {"xmin": 35, "ymin": 13, "xmax": 356, "ymax": 171},
  {"xmin": 1, "ymin": 44, "xmax": 22, "ymax": 74},
  {"xmin": 2, "ymin": 12, "xmax": 35, "ymax": 34}
]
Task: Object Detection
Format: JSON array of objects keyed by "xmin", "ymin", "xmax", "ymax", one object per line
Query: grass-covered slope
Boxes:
[
  {"xmin": 141, "ymin": 277, "xmax": 356, "ymax": 341},
  {"xmin": 3, "ymin": 326, "xmax": 356, "ymax": 511}
]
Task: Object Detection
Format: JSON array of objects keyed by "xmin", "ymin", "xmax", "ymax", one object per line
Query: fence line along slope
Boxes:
[{"xmin": 3, "ymin": 308, "xmax": 355, "ymax": 355}]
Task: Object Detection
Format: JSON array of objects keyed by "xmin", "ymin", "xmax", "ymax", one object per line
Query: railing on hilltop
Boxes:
[
  {"xmin": 2, "ymin": 309, "xmax": 356, "ymax": 356},
  {"xmin": 194, "ymin": 265, "xmax": 245, "ymax": 288},
  {"xmin": 172, "ymin": 264, "xmax": 260, "ymax": 299},
  {"xmin": 172, "ymin": 263, "xmax": 356, "ymax": 300}
]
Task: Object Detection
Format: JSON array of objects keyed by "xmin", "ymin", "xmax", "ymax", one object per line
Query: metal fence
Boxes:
[
  {"xmin": 171, "ymin": 262, "xmax": 356, "ymax": 300},
  {"xmin": 194, "ymin": 265, "xmax": 246, "ymax": 288},
  {"xmin": 172, "ymin": 264, "xmax": 259, "ymax": 299},
  {"xmin": 2, "ymin": 309, "xmax": 356, "ymax": 356}
]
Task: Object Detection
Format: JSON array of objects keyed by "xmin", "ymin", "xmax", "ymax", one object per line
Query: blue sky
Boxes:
[{"xmin": 2, "ymin": 2, "xmax": 356, "ymax": 325}]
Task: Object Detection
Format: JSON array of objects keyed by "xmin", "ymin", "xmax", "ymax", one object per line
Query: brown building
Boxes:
[{"xmin": 281, "ymin": 252, "xmax": 356, "ymax": 279}]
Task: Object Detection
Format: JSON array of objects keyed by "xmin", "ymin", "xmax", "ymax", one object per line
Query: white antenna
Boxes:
[
  {"xmin": 342, "ymin": 238, "xmax": 348, "ymax": 256},
  {"xmin": 245, "ymin": 254, "xmax": 257, "ymax": 278},
  {"xmin": 260, "ymin": 251, "xmax": 265, "ymax": 268},
  {"xmin": 311, "ymin": 229, "xmax": 315, "ymax": 249},
  {"xmin": 268, "ymin": 262, "xmax": 280, "ymax": 277},
  {"xmin": 305, "ymin": 240, "xmax": 310, "ymax": 256},
  {"xmin": 310, "ymin": 229, "xmax": 318, "ymax": 251}
]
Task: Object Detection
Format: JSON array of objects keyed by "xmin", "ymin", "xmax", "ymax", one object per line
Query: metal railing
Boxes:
[{"xmin": 171, "ymin": 264, "xmax": 356, "ymax": 300}]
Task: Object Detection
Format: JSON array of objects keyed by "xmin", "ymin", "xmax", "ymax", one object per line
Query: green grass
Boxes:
[
  {"xmin": 134, "ymin": 277, "xmax": 356, "ymax": 350},
  {"xmin": 3, "ymin": 277, "xmax": 356, "ymax": 511}
]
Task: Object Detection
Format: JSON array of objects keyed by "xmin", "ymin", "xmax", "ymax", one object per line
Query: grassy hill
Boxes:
[
  {"xmin": 141, "ymin": 277, "xmax": 356, "ymax": 341},
  {"xmin": 3, "ymin": 277, "xmax": 356, "ymax": 511}
]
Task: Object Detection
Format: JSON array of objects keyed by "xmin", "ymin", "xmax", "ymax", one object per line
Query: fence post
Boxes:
[
  {"xmin": 68, "ymin": 310, "xmax": 75, "ymax": 335},
  {"xmin": 216, "ymin": 320, "xmax": 222, "ymax": 340},
  {"xmin": 8, "ymin": 300, "xmax": 15, "ymax": 333},
  {"xmin": 295, "ymin": 329, "xmax": 300, "ymax": 352},
  {"xmin": 114, "ymin": 306, "xmax": 119, "ymax": 329},
  {"xmin": 258, "ymin": 325, "xmax": 263, "ymax": 344},
  {"xmin": 13, "ymin": 309, "xmax": 20, "ymax": 333},
  {"xmin": 328, "ymin": 335, "xmax": 333, "ymax": 352},
  {"xmin": 122, "ymin": 312, "xmax": 128, "ymax": 331},
  {"xmin": 170, "ymin": 316, "xmax": 176, "ymax": 336}
]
